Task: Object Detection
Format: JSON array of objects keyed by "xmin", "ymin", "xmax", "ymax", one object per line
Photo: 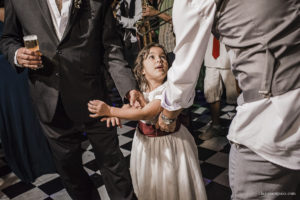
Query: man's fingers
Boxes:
[
  {"xmin": 22, "ymin": 48, "xmax": 35, "ymax": 55},
  {"xmin": 160, "ymin": 124, "xmax": 169, "ymax": 132},
  {"xmin": 19, "ymin": 53, "xmax": 41, "ymax": 61},
  {"xmin": 17, "ymin": 48, "xmax": 43, "ymax": 68},
  {"xmin": 35, "ymin": 50, "xmax": 42, "ymax": 56},
  {"xmin": 157, "ymin": 114, "xmax": 177, "ymax": 132},
  {"xmin": 155, "ymin": 122, "xmax": 159, "ymax": 129},
  {"xmin": 21, "ymin": 59, "xmax": 42, "ymax": 65},
  {"xmin": 127, "ymin": 90, "xmax": 141, "ymax": 106},
  {"xmin": 18, "ymin": 48, "xmax": 41, "ymax": 59},
  {"xmin": 129, "ymin": 97, "xmax": 135, "ymax": 106},
  {"xmin": 137, "ymin": 94, "xmax": 146, "ymax": 108},
  {"xmin": 23, "ymin": 64, "xmax": 41, "ymax": 69}
]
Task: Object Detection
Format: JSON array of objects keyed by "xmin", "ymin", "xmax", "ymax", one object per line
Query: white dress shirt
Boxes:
[
  {"xmin": 228, "ymin": 88, "xmax": 300, "ymax": 170},
  {"xmin": 46, "ymin": 0, "xmax": 72, "ymax": 41},
  {"xmin": 163, "ymin": 0, "xmax": 300, "ymax": 170},
  {"xmin": 161, "ymin": 0, "xmax": 216, "ymax": 111}
]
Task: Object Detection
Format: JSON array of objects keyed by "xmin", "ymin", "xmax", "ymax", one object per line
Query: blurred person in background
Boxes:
[
  {"xmin": 113, "ymin": 0, "xmax": 142, "ymax": 68},
  {"xmin": 199, "ymin": 34, "xmax": 238, "ymax": 140},
  {"xmin": 142, "ymin": 0, "xmax": 175, "ymax": 64}
]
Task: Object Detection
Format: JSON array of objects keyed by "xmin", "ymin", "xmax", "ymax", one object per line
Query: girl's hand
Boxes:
[
  {"xmin": 101, "ymin": 117, "xmax": 122, "ymax": 128},
  {"xmin": 88, "ymin": 100, "xmax": 110, "ymax": 118}
]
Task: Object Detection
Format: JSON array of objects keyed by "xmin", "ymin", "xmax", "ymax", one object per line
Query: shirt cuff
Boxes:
[
  {"xmin": 161, "ymin": 90, "xmax": 183, "ymax": 111},
  {"xmin": 14, "ymin": 49, "xmax": 23, "ymax": 67}
]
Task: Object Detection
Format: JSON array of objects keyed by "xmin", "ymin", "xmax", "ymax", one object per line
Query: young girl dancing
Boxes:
[{"xmin": 88, "ymin": 43, "xmax": 207, "ymax": 200}]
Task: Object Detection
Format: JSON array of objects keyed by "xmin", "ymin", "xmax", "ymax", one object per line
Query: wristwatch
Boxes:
[{"xmin": 160, "ymin": 113, "xmax": 177, "ymax": 125}]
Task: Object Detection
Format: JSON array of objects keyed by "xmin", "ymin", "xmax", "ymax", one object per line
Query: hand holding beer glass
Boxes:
[{"xmin": 16, "ymin": 34, "xmax": 43, "ymax": 69}]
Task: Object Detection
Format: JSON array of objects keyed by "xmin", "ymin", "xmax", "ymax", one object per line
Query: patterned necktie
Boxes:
[
  {"xmin": 212, "ymin": 36, "xmax": 220, "ymax": 59},
  {"xmin": 55, "ymin": 0, "xmax": 62, "ymax": 13}
]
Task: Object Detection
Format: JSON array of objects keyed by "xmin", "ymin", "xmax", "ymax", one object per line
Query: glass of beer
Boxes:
[
  {"xmin": 23, "ymin": 34, "xmax": 43, "ymax": 68},
  {"xmin": 23, "ymin": 35, "xmax": 39, "ymax": 51}
]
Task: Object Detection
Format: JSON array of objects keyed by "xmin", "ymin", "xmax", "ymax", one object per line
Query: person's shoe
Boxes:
[{"xmin": 198, "ymin": 124, "xmax": 224, "ymax": 140}]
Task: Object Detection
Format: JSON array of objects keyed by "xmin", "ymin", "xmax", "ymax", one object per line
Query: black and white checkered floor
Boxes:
[{"xmin": 0, "ymin": 90, "xmax": 236, "ymax": 200}]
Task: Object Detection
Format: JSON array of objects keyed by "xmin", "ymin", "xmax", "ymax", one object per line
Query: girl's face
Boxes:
[{"xmin": 142, "ymin": 47, "xmax": 168, "ymax": 85}]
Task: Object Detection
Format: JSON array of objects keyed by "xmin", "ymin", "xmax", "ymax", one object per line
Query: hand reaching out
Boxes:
[
  {"xmin": 88, "ymin": 100, "xmax": 123, "ymax": 128},
  {"xmin": 88, "ymin": 100, "xmax": 110, "ymax": 118}
]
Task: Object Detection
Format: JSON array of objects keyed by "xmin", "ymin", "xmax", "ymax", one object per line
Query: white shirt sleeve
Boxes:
[
  {"xmin": 161, "ymin": 0, "xmax": 216, "ymax": 111},
  {"xmin": 14, "ymin": 49, "xmax": 23, "ymax": 67}
]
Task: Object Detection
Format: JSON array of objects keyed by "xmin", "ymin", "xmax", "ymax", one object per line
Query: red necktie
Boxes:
[{"xmin": 212, "ymin": 36, "xmax": 220, "ymax": 59}]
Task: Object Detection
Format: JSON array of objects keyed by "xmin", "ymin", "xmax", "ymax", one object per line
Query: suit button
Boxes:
[
  {"xmin": 56, "ymin": 50, "xmax": 62, "ymax": 54},
  {"xmin": 55, "ymin": 72, "xmax": 60, "ymax": 77}
]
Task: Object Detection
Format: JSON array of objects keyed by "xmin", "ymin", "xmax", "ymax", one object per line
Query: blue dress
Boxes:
[{"xmin": 0, "ymin": 22, "xmax": 56, "ymax": 183}]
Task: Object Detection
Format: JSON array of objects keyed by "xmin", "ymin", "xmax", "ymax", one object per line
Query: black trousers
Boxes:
[{"xmin": 39, "ymin": 98, "xmax": 136, "ymax": 200}]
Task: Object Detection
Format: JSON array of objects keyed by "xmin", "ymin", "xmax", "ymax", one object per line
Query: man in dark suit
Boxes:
[{"xmin": 0, "ymin": 0, "xmax": 140, "ymax": 199}]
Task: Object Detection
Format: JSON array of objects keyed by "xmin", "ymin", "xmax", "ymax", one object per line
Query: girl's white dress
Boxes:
[{"xmin": 130, "ymin": 83, "xmax": 207, "ymax": 200}]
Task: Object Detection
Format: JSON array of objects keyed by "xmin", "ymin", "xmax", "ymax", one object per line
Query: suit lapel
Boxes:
[
  {"xmin": 60, "ymin": 0, "xmax": 80, "ymax": 44},
  {"xmin": 35, "ymin": 0, "xmax": 59, "ymax": 45}
]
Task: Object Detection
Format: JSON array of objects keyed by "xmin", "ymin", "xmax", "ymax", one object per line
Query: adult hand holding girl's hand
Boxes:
[
  {"xmin": 127, "ymin": 90, "xmax": 146, "ymax": 108},
  {"xmin": 156, "ymin": 109, "xmax": 182, "ymax": 132}
]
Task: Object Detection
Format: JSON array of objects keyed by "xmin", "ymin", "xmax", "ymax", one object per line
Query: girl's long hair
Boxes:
[{"xmin": 133, "ymin": 43, "xmax": 169, "ymax": 92}]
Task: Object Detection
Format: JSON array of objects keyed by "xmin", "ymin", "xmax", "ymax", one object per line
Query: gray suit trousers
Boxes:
[{"xmin": 229, "ymin": 144, "xmax": 300, "ymax": 200}]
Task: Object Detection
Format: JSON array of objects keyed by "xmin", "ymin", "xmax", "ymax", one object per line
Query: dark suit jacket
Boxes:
[{"xmin": 0, "ymin": 0, "xmax": 137, "ymax": 123}]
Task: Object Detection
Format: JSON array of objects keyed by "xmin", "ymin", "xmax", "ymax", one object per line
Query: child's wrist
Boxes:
[{"xmin": 107, "ymin": 105, "xmax": 113, "ymax": 116}]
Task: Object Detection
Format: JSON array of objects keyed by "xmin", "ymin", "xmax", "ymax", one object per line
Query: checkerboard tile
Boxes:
[{"xmin": 0, "ymin": 91, "xmax": 235, "ymax": 200}]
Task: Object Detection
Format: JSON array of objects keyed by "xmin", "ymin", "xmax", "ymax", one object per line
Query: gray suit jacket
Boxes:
[{"xmin": 0, "ymin": 0, "xmax": 137, "ymax": 122}]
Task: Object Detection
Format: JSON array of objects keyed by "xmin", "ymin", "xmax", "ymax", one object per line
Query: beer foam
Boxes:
[{"xmin": 23, "ymin": 35, "xmax": 38, "ymax": 41}]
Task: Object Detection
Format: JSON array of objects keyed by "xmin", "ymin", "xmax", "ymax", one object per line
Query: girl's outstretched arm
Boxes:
[{"xmin": 88, "ymin": 99, "xmax": 162, "ymax": 121}]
